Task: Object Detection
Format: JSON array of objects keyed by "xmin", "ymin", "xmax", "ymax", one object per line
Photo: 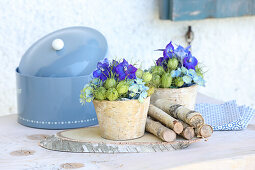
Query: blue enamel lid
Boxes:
[{"xmin": 19, "ymin": 26, "xmax": 108, "ymax": 77}]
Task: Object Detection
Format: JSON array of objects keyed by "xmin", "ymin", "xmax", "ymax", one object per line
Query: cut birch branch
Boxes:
[
  {"xmin": 148, "ymin": 105, "xmax": 183, "ymax": 134},
  {"xmin": 179, "ymin": 121, "xmax": 195, "ymax": 140},
  {"xmin": 145, "ymin": 117, "xmax": 176, "ymax": 142},
  {"xmin": 154, "ymin": 99, "xmax": 204, "ymax": 128},
  {"xmin": 195, "ymin": 124, "xmax": 213, "ymax": 138}
]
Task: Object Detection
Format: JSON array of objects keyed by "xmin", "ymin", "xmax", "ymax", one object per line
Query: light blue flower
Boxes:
[
  {"xmin": 183, "ymin": 75, "xmax": 192, "ymax": 84},
  {"xmin": 181, "ymin": 66, "xmax": 188, "ymax": 75},
  {"xmin": 138, "ymin": 91, "xmax": 148, "ymax": 103},
  {"xmin": 193, "ymin": 76, "xmax": 205, "ymax": 86},
  {"xmin": 129, "ymin": 84, "xmax": 139, "ymax": 93},
  {"xmin": 171, "ymin": 69, "xmax": 181, "ymax": 78},
  {"xmin": 143, "ymin": 86, "xmax": 149, "ymax": 91},
  {"xmin": 135, "ymin": 78, "xmax": 146, "ymax": 85},
  {"xmin": 90, "ymin": 78, "xmax": 102, "ymax": 87},
  {"xmin": 127, "ymin": 78, "xmax": 149, "ymax": 102},
  {"xmin": 188, "ymin": 69, "xmax": 196, "ymax": 78}
]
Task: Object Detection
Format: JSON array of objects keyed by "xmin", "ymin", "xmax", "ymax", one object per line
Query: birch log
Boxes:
[
  {"xmin": 179, "ymin": 121, "xmax": 195, "ymax": 140},
  {"xmin": 195, "ymin": 124, "xmax": 213, "ymax": 138},
  {"xmin": 154, "ymin": 99, "xmax": 204, "ymax": 128},
  {"xmin": 145, "ymin": 117, "xmax": 176, "ymax": 142},
  {"xmin": 148, "ymin": 105, "xmax": 183, "ymax": 134}
]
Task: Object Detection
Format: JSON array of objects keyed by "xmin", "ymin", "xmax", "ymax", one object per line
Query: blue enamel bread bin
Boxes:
[{"xmin": 16, "ymin": 26, "xmax": 108, "ymax": 129}]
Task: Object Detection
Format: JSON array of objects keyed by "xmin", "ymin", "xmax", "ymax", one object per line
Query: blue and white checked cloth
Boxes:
[{"xmin": 195, "ymin": 101, "xmax": 255, "ymax": 131}]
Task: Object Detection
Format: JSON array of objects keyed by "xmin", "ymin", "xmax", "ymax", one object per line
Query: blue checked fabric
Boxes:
[{"xmin": 195, "ymin": 101, "xmax": 255, "ymax": 131}]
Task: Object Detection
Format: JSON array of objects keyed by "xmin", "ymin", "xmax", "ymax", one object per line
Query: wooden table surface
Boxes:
[{"xmin": 0, "ymin": 94, "xmax": 255, "ymax": 170}]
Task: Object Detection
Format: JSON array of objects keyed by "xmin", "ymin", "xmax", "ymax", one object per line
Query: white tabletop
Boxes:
[{"xmin": 0, "ymin": 94, "xmax": 255, "ymax": 170}]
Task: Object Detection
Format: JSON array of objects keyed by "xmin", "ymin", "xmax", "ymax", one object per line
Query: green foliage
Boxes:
[{"xmin": 195, "ymin": 65, "xmax": 204, "ymax": 78}]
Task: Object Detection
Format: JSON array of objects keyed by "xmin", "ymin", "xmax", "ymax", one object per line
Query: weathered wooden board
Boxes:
[
  {"xmin": 159, "ymin": 0, "xmax": 255, "ymax": 21},
  {"xmin": 40, "ymin": 127, "xmax": 201, "ymax": 153}
]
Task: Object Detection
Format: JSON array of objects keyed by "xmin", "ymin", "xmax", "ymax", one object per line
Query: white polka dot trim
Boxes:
[{"xmin": 18, "ymin": 116, "xmax": 97, "ymax": 125}]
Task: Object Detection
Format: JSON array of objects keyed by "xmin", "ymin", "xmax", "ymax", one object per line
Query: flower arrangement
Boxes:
[
  {"xmin": 150, "ymin": 41, "xmax": 205, "ymax": 88},
  {"xmin": 80, "ymin": 58, "xmax": 153, "ymax": 103}
]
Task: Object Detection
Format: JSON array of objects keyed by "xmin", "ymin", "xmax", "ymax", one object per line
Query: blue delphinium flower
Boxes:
[
  {"xmin": 111, "ymin": 60, "xmax": 119, "ymax": 74},
  {"xmin": 183, "ymin": 53, "xmax": 198, "ymax": 70},
  {"xmin": 115, "ymin": 59, "xmax": 137, "ymax": 80},
  {"xmin": 93, "ymin": 58, "xmax": 110, "ymax": 81},
  {"xmin": 174, "ymin": 45, "xmax": 191, "ymax": 61},
  {"xmin": 163, "ymin": 41, "xmax": 174, "ymax": 59},
  {"xmin": 156, "ymin": 57, "xmax": 164, "ymax": 66}
]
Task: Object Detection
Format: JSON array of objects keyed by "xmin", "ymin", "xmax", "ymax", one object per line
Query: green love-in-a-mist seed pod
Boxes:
[
  {"xmin": 152, "ymin": 66, "xmax": 165, "ymax": 75},
  {"xmin": 167, "ymin": 58, "xmax": 178, "ymax": 70},
  {"xmin": 95, "ymin": 87, "xmax": 106, "ymax": 100},
  {"xmin": 152, "ymin": 74, "xmax": 161, "ymax": 87},
  {"xmin": 174, "ymin": 77, "xmax": 184, "ymax": 87},
  {"xmin": 161, "ymin": 73, "xmax": 172, "ymax": 88},
  {"xmin": 142, "ymin": 72, "xmax": 152, "ymax": 83},
  {"xmin": 104, "ymin": 78, "xmax": 117, "ymax": 89},
  {"xmin": 116, "ymin": 81, "xmax": 129, "ymax": 94},
  {"xmin": 136, "ymin": 68, "xmax": 143, "ymax": 79},
  {"xmin": 106, "ymin": 88, "xmax": 119, "ymax": 101}
]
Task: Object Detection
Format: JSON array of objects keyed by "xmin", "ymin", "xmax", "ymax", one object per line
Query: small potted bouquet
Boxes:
[
  {"xmin": 149, "ymin": 41, "xmax": 205, "ymax": 110},
  {"xmin": 80, "ymin": 58, "xmax": 153, "ymax": 140}
]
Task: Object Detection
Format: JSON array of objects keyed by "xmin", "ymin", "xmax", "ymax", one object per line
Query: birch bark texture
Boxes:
[
  {"xmin": 40, "ymin": 127, "xmax": 200, "ymax": 153},
  {"xmin": 150, "ymin": 85, "xmax": 198, "ymax": 110},
  {"xmin": 154, "ymin": 99, "xmax": 204, "ymax": 128},
  {"xmin": 145, "ymin": 117, "xmax": 176, "ymax": 142},
  {"xmin": 148, "ymin": 104, "xmax": 183, "ymax": 134}
]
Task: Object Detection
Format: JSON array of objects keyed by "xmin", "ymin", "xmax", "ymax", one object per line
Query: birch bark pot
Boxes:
[
  {"xmin": 93, "ymin": 97, "xmax": 150, "ymax": 140},
  {"xmin": 150, "ymin": 85, "xmax": 198, "ymax": 110}
]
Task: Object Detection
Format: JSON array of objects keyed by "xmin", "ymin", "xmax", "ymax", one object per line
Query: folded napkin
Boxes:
[{"xmin": 195, "ymin": 101, "xmax": 255, "ymax": 131}]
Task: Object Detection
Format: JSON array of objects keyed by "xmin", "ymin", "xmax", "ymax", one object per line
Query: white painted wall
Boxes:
[{"xmin": 0, "ymin": 0, "xmax": 255, "ymax": 116}]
